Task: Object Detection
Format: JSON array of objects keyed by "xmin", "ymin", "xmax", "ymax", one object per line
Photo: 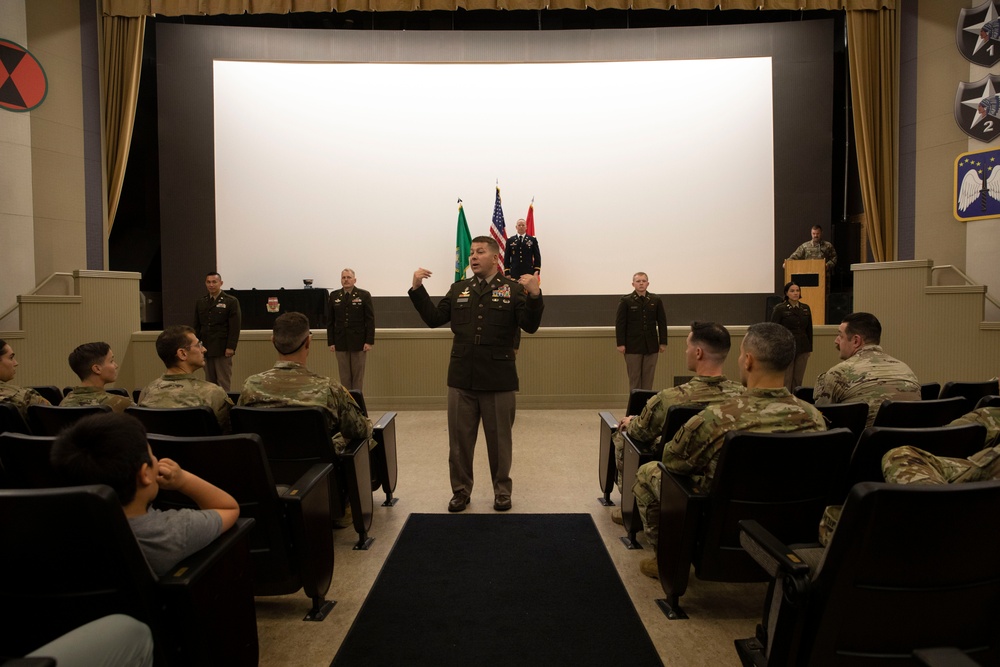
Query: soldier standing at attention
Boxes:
[
  {"xmin": 631, "ymin": 322, "xmax": 826, "ymax": 578},
  {"xmin": 813, "ymin": 311, "xmax": 920, "ymax": 427},
  {"xmin": 503, "ymin": 218, "xmax": 541, "ymax": 280},
  {"xmin": 194, "ymin": 272, "xmax": 241, "ymax": 392},
  {"xmin": 62, "ymin": 342, "xmax": 134, "ymax": 412},
  {"xmin": 326, "ymin": 268, "xmax": 375, "ymax": 393},
  {"xmin": 615, "ymin": 272, "xmax": 668, "ymax": 391},
  {"xmin": 409, "ymin": 236, "xmax": 543, "ymax": 513},
  {"xmin": 138, "ymin": 326, "xmax": 234, "ymax": 433}
]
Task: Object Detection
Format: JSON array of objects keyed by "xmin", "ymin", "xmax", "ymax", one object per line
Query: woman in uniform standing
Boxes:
[{"xmin": 770, "ymin": 281, "xmax": 813, "ymax": 392}]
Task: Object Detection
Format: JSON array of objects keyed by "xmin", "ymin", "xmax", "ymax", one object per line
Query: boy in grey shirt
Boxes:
[{"xmin": 51, "ymin": 413, "xmax": 239, "ymax": 576}]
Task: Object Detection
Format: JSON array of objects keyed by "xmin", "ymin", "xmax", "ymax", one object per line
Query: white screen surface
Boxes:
[{"xmin": 213, "ymin": 58, "xmax": 774, "ymax": 296}]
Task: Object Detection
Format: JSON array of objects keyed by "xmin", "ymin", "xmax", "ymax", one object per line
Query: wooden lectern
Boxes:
[{"xmin": 784, "ymin": 259, "xmax": 825, "ymax": 326}]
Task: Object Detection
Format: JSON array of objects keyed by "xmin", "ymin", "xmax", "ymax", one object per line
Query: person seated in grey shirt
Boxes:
[{"xmin": 51, "ymin": 412, "xmax": 239, "ymax": 576}]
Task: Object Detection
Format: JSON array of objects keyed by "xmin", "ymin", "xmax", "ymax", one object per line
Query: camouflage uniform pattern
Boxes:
[
  {"xmin": 237, "ymin": 361, "xmax": 372, "ymax": 452},
  {"xmin": 611, "ymin": 375, "xmax": 744, "ymax": 489},
  {"xmin": 818, "ymin": 410, "xmax": 1000, "ymax": 545},
  {"xmin": 787, "ymin": 239, "xmax": 837, "ymax": 269},
  {"xmin": 61, "ymin": 386, "xmax": 134, "ymax": 413},
  {"xmin": 881, "ymin": 443, "xmax": 1000, "ymax": 485},
  {"xmin": 633, "ymin": 387, "xmax": 826, "ymax": 547},
  {"xmin": 138, "ymin": 373, "xmax": 234, "ymax": 433},
  {"xmin": 949, "ymin": 406, "xmax": 1000, "ymax": 448},
  {"xmin": 0, "ymin": 380, "xmax": 50, "ymax": 418},
  {"xmin": 813, "ymin": 345, "xmax": 920, "ymax": 427}
]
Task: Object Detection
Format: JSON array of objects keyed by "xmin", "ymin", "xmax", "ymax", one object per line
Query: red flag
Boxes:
[{"xmin": 525, "ymin": 198, "xmax": 535, "ymax": 236}]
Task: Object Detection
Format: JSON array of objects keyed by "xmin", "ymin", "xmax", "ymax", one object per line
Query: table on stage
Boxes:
[{"xmin": 228, "ymin": 288, "xmax": 330, "ymax": 330}]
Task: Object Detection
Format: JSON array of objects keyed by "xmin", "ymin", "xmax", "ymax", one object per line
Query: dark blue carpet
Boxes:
[{"xmin": 331, "ymin": 513, "xmax": 662, "ymax": 666}]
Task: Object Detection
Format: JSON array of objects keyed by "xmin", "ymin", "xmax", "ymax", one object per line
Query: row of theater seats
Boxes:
[
  {"xmin": 597, "ymin": 382, "xmax": 1000, "ymax": 665},
  {"xmin": 0, "ymin": 393, "xmax": 399, "ymax": 665}
]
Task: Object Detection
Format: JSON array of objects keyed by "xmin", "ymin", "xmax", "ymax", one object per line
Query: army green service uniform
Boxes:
[
  {"xmin": 325, "ymin": 287, "xmax": 375, "ymax": 393},
  {"xmin": 814, "ymin": 344, "xmax": 920, "ymax": 427},
  {"xmin": 633, "ymin": 387, "xmax": 826, "ymax": 546},
  {"xmin": 62, "ymin": 386, "xmax": 134, "ymax": 413},
  {"xmin": 409, "ymin": 273, "xmax": 543, "ymax": 501},
  {"xmin": 615, "ymin": 291, "xmax": 668, "ymax": 391},
  {"xmin": 612, "ymin": 375, "xmax": 744, "ymax": 490},
  {"xmin": 139, "ymin": 373, "xmax": 235, "ymax": 433},
  {"xmin": 194, "ymin": 291, "xmax": 241, "ymax": 392},
  {"xmin": 770, "ymin": 300, "xmax": 813, "ymax": 391}
]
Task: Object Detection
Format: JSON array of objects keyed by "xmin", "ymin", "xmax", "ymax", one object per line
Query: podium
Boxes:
[{"xmin": 784, "ymin": 259, "xmax": 825, "ymax": 326}]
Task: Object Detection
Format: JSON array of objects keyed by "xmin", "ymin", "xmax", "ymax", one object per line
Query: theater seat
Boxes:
[
  {"xmin": 938, "ymin": 380, "xmax": 1000, "ymax": 413},
  {"xmin": 597, "ymin": 389, "xmax": 657, "ymax": 506},
  {"xmin": 27, "ymin": 404, "xmax": 111, "ymax": 437},
  {"xmin": 0, "ymin": 432, "xmax": 57, "ymax": 489},
  {"xmin": 126, "ymin": 405, "xmax": 223, "ymax": 437},
  {"xmin": 655, "ymin": 428, "xmax": 855, "ymax": 620},
  {"xmin": 231, "ymin": 406, "xmax": 375, "ymax": 550},
  {"xmin": 872, "ymin": 397, "xmax": 968, "ymax": 428},
  {"xmin": 149, "ymin": 433, "xmax": 336, "ymax": 621},
  {"xmin": 736, "ymin": 481, "xmax": 1000, "ymax": 666},
  {"xmin": 0, "ymin": 402, "xmax": 31, "ymax": 435},
  {"xmin": 0, "ymin": 485, "xmax": 258, "ymax": 666},
  {"xmin": 348, "ymin": 390, "xmax": 399, "ymax": 506}
]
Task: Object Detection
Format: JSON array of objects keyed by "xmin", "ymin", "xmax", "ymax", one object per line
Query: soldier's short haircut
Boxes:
[
  {"xmin": 471, "ymin": 236, "xmax": 500, "ymax": 255},
  {"xmin": 743, "ymin": 322, "xmax": 795, "ymax": 372},
  {"xmin": 689, "ymin": 322, "xmax": 731, "ymax": 358},
  {"xmin": 273, "ymin": 312, "xmax": 311, "ymax": 355},
  {"xmin": 633, "ymin": 272, "xmax": 649, "ymax": 281},
  {"xmin": 156, "ymin": 325, "xmax": 197, "ymax": 367},
  {"xmin": 842, "ymin": 312, "xmax": 882, "ymax": 345},
  {"xmin": 0, "ymin": 339, "xmax": 7, "ymax": 353},
  {"xmin": 50, "ymin": 413, "xmax": 151, "ymax": 506},
  {"xmin": 68, "ymin": 342, "xmax": 111, "ymax": 381},
  {"xmin": 812, "ymin": 225, "xmax": 823, "ymax": 232},
  {"xmin": 206, "ymin": 271, "xmax": 221, "ymax": 279},
  {"xmin": 341, "ymin": 268, "xmax": 355, "ymax": 277}
]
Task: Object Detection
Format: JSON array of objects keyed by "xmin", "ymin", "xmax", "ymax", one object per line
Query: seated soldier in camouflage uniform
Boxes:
[
  {"xmin": 632, "ymin": 322, "xmax": 827, "ymax": 578},
  {"xmin": 610, "ymin": 322, "xmax": 743, "ymax": 523},
  {"xmin": 818, "ymin": 405, "xmax": 1000, "ymax": 546},
  {"xmin": 814, "ymin": 312, "xmax": 920, "ymax": 427},
  {"xmin": 138, "ymin": 326, "xmax": 234, "ymax": 433},
  {"xmin": 237, "ymin": 312, "xmax": 372, "ymax": 454},
  {"xmin": 891, "ymin": 404, "xmax": 1000, "ymax": 484},
  {"xmin": 62, "ymin": 342, "xmax": 134, "ymax": 412},
  {"xmin": 0, "ymin": 338, "xmax": 50, "ymax": 418}
]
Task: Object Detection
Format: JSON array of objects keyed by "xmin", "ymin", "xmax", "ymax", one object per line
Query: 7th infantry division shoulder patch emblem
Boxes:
[{"xmin": 0, "ymin": 39, "xmax": 47, "ymax": 112}]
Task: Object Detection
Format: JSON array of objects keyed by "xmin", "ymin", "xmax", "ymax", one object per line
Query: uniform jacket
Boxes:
[
  {"xmin": 61, "ymin": 386, "xmax": 134, "ymax": 413},
  {"xmin": 326, "ymin": 288, "xmax": 375, "ymax": 352},
  {"xmin": 770, "ymin": 301, "xmax": 814, "ymax": 354},
  {"xmin": 409, "ymin": 274, "xmax": 544, "ymax": 392},
  {"xmin": 503, "ymin": 234, "xmax": 541, "ymax": 279},
  {"xmin": 615, "ymin": 291, "xmax": 668, "ymax": 355},
  {"xmin": 194, "ymin": 291, "xmax": 241, "ymax": 357}
]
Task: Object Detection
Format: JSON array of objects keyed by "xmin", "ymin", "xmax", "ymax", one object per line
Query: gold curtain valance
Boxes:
[{"xmin": 103, "ymin": 0, "xmax": 893, "ymax": 15}]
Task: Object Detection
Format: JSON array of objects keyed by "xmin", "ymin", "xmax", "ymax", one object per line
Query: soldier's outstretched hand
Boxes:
[{"xmin": 412, "ymin": 268, "xmax": 432, "ymax": 291}]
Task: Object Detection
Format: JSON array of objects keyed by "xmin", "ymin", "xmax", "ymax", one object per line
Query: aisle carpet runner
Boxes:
[{"xmin": 332, "ymin": 513, "xmax": 661, "ymax": 666}]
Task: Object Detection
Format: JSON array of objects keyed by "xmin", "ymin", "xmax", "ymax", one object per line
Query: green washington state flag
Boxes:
[{"xmin": 455, "ymin": 202, "xmax": 472, "ymax": 282}]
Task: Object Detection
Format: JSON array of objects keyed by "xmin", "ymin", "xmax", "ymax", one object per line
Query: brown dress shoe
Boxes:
[
  {"xmin": 640, "ymin": 557, "xmax": 659, "ymax": 579},
  {"xmin": 611, "ymin": 508, "xmax": 623, "ymax": 525},
  {"xmin": 493, "ymin": 495, "xmax": 512, "ymax": 511},
  {"xmin": 448, "ymin": 493, "xmax": 470, "ymax": 512}
]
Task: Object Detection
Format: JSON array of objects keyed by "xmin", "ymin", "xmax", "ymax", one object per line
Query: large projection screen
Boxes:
[
  {"xmin": 213, "ymin": 58, "xmax": 774, "ymax": 296},
  {"xmin": 156, "ymin": 21, "xmax": 834, "ymax": 326}
]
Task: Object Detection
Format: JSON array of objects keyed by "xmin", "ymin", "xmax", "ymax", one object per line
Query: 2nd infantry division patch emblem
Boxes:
[
  {"xmin": 955, "ymin": 74, "xmax": 1000, "ymax": 142},
  {"xmin": 957, "ymin": 1, "xmax": 1000, "ymax": 67},
  {"xmin": 954, "ymin": 148, "xmax": 1000, "ymax": 222}
]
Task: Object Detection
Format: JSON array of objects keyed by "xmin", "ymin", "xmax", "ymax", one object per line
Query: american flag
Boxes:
[{"xmin": 490, "ymin": 185, "xmax": 507, "ymax": 273}]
